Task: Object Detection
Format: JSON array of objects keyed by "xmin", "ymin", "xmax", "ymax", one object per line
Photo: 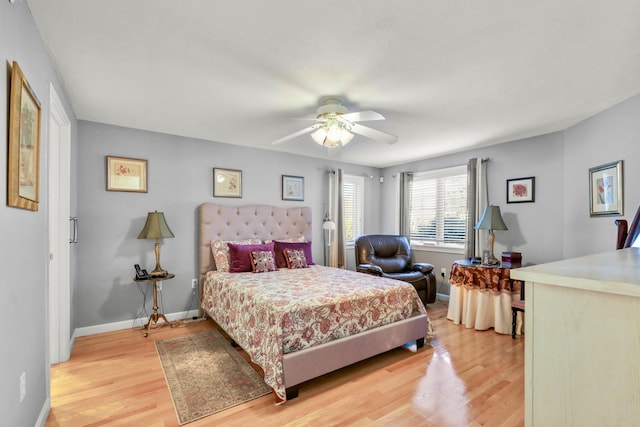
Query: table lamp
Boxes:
[
  {"xmin": 137, "ymin": 211, "xmax": 175, "ymax": 277},
  {"xmin": 474, "ymin": 205, "xmax": 508, "ymax": 264}
]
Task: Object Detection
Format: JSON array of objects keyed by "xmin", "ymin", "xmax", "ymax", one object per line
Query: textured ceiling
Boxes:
[{"xmin": 26, "ymin": 0, "xmax": 640, "ymax": 167}]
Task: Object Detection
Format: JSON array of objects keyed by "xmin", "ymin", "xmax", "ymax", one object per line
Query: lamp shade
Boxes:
[
  {"xmin": 311, "ymin": 121, "xmax": 353, "ymax": 148},
  {"xmin": 137, "ymin": 211, "xmax": 175, "ymax": 240},
  {"xmin": 474, "ymin": 205, "xmax": 508, "ymax": 231},
  {"xmin": 322, "ymin": 220, "xmax": 336, "ymax": 230}
]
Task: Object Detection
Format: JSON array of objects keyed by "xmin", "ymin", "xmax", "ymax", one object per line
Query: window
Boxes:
[
  {"xmin": 343, "ymin": 174, "xmax": 364, "ymax": 245},
  {"xmin": 409, "ymin": 165, "xmax": 467, "ymax": 249}
]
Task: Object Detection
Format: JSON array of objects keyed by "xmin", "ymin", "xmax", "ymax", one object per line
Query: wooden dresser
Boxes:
[{"xmin": 511, "ymin": 248, "xmax": 640, "ymax": 426}]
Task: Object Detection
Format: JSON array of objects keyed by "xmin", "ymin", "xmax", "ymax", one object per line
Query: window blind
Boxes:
[
  {"xmin": 343, "ymin": 175, "xmax": 364, "ymax": 244},
  {"xmin": 409, "ymin": 165, "xmax": 467, "ymax": 248}
]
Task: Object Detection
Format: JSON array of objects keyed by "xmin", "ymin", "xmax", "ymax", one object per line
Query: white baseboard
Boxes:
[
  {"xmin": 72, "ymin": 309, "xmax": 201, "ymax": 339},
  {"xmin": 36, "ymin": 396, "xmax": 50, "ymax": 427},
  {"xmin": 435, "ymin": 292, "xmax": 450, "ymax": 302}
]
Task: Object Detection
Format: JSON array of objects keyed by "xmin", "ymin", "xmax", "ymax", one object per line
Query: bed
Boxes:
[{"xmin": 198, "ymin": 203, "xmax": 433, "ymax": 403}]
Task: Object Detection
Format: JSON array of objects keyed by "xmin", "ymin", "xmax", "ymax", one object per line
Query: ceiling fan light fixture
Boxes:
[
  {"xmin": 311, "ymin": 127, "xmax": 327, "ymax": 145},
  {"xmin": 340, "ymin": 128, "xmax": 354, "ymax": 145},
  {"xmin": 324, "ymin": 139, "xmax": 341, "ymax": 148},
  {"xmin": 326, "ymin": 123, "xmax": 343, "ymax": 143},
  {"xmin": 311, "ymin": 120, "xmax": 354, "ymax": 147}
]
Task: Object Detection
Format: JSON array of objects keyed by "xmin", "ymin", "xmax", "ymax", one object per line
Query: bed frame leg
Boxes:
[
  {"xmin": 285, "ymin": 387, "xmax": 299, "ymax": 400},
  {"xmin": 416, "ymin": 338, "xmax": 425, "ymax": 349}
]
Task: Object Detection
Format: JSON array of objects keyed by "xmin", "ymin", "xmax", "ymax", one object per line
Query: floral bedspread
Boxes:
[{"xmin": 201, "ymin": 265, "xmax": 432, "ymax": 402}]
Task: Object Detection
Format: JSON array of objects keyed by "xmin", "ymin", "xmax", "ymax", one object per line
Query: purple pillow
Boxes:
[
  {"xmin": 274, "ymin": 241, "xmax": 314, "ymax": 268},
  {"xmin": 228, "ymin": 242, "xmax": 275, "ymax": 272}
]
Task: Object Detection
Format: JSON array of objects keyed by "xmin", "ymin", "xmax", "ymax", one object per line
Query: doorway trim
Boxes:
[{"xmin": 48, "ymin": 83, "xmax": 71, "ymax": 364}]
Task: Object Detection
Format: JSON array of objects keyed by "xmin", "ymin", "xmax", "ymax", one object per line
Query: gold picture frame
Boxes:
[
  {"xmin": 589, "ymin": 160, "xmax": 623, "ymax": 216},
  {"xmin": 213, "ymin": 168, "xmax": 242, "ymax": 198},
  {"xmin": 8, "ymin": 61, "xmax": 41, "ymax": 211},
  {"xmin": 106, "ymin": 156, "xmax": 148, "ymax": 192}
]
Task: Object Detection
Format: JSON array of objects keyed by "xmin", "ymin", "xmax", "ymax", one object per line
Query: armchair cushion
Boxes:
[
  {"xmin": 412, "ymin": 263, "xmax": 434, "ymax": 275},
  {"xmin": 355, "ymin": 235, "xmax": 437, "ymax": 305},
  {"xmin": 356, "ymin": 264, "xmax": 384, "ymax": 276}
]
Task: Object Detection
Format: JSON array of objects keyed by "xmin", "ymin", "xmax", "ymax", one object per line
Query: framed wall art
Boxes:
[
  {"xmin": 506, "ymin": 176, "xmax": 535, "ymax": 203},
  {"xmin": 213, "ymin": 168, "xmax": 242, "ymax": 198},
  {"xmin": 589, "ymin": 160, "xmax": 623, "ymax": 216},
  {"xmin": 282, "ymin": 175, "xmax": 304, "ymax": 201},
  {"xmin": 106, "ymin": 156, "xmax": 148, "ymax": 192},
  {"xmin": 7, "ymin": 61, "xmax": 42, "ymax": 211}
]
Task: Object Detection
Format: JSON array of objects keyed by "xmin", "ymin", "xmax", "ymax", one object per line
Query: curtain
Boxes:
[
  {"xmin": 327, "ymin": 169, "xmax": 346, "ymax": 268},
  {"xmin": 465, "ymin": 158, "xmax": 487, "ymax": 259},
  {"xmin": 399, "ymin": 172, "xmax": 413, "ymax": 239}
]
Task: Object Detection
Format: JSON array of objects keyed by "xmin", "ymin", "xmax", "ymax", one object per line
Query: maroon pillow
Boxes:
[
  {"xmin": 273, "ymin": 241, "xmax": 314, "ymax": 268},
  {"xmin": 228, "ymin": 242, "xmax": 275, "ymax": 272},
  {"xmin": 285, "ymin": 249, "xmax": 309, "ymax": 269},
  {"xmin": 251, "ymin": 250, "xmax": 277, "ymax": 273}
]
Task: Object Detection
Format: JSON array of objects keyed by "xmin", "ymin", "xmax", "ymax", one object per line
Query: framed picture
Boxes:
[
  {"xmin": 7, "ymin": 61, "xmax": 42, "ymax": 211},
  {"xmin": 213, "ymin": 168, "xmax": 242, "ymax": 198},
  {"xmin": 282, "ymin": 175, "xmax": 304, "ymax": 201},
  {"xmin": 106, "ymin": 156, "xmax": 148, "ymax": 192},
  {"xmin": 506, "ymin": 176, "xmax": 535, "ymax": 203},
  {"xmin": 589, "ymin": 160, "xmax": 623, "ymax": 216}
]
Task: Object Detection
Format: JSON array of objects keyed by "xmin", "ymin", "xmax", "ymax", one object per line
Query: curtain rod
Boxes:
[{"xmin": 327, "ymin": 169, "xmax": 374, "ymax": 178}]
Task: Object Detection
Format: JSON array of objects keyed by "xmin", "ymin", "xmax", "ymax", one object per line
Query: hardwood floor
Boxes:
[{"xmin": 46, "ymin": 299, "xmax": 524, "ymax": 426}]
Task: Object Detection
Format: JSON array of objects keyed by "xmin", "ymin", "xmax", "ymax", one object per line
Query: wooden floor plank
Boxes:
[{"xmin": 46, "ymin": 300, "xmax": 524, "ymax": 426}]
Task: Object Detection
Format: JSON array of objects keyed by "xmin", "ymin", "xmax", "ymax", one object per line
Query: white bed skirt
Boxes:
[{"xmin": 446, "ymin": 284, "xmax": 521, "ymax": 335}]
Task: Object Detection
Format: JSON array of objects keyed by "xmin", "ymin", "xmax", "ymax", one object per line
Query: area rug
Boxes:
[{"xmin": 155, "ymin": 329, "xmax": 271, "ymax": 425}]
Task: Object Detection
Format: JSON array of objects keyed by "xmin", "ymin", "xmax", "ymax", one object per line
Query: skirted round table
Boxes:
[{"xmin": 446, "ymin": 260, "xmax": 522, "ymax": 334}]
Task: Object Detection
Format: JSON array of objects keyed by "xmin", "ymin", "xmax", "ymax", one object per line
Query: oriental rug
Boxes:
[{"xmin": 155, "ymin": 329, "xmax": 271, "ymax": 425}]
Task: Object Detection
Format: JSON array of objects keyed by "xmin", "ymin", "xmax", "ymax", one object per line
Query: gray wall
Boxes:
[
  {"xmin": 1, "ymin": 1, "xmax": 78, "ymax": 425},
  {"xmin": 380, "ymin": 93, "xmax": 640, "ymax": 289},
  {"xmin": 562, "ymin": 94, "xmax": 640, "ymax": 258},
  {"xmin": 75, "ymin": 121, "xmax": 382, "ymax": 328},
  {"xmin": 381, "ymin": 132, "xmax": 565, "ymax": 292}
]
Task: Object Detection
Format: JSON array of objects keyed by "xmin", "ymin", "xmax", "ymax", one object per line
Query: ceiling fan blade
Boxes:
[
  {"xmin": 350, "ymin": 123, "xmax": 398, "ymax": 145},
  {"xmin": 270, "ymin": 125, "xmax": 319, "ymax": 145},
  {"xmin": 340, "ymin": 110, "xmax": 385, "ymax": 122}
]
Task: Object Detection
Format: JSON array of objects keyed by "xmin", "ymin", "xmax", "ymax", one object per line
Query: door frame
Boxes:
[{"xmin": 48, "ymin": 83, "xmax": 71, "ymax": 364}]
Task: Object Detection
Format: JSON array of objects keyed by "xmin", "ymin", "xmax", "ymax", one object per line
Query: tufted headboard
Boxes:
[{"xmin": 198, "ymin": 203, "xmax": 312, "ymax": 285}]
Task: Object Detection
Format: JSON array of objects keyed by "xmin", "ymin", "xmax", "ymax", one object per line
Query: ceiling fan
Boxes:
[{"xmin": 270, "ymin": 98, "xmax": 398, "ymax": 148}]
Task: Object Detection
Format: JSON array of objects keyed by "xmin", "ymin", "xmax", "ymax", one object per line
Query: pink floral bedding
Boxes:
[{"xmin": 201, "ymin": 265, "xmax": 432, "ymax": 401}]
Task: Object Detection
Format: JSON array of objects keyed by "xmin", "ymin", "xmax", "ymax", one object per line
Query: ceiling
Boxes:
[{"xmin": 26, "ymin": 0, "xmax": 640, "ymax": 168}]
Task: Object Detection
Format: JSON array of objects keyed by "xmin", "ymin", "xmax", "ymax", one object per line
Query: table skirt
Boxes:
[{"xmin": 447, "ymin": 285, "xmax": 522, "ymax": 334}]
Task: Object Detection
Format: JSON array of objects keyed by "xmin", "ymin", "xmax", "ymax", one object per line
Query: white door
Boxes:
[{"xmin": 48, "ymin": 84, "xmax": 71, "ymax": 364}]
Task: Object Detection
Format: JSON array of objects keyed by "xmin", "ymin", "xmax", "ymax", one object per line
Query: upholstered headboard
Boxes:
[{"xmin": 198, "ymin": 203, "xmax": 312, "ymax": 284}]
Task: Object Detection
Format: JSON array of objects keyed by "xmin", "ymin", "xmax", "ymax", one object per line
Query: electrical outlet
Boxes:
[
  {"xmin": 192, "ymin": 279, "xmax": 197, "ymax": 289},
  {"xmin": 157, "ymin": 281, "xmax": 162, "ymax": 292},
  {"xmin": 20, "ymin": 372, "xmax": 26, "ymax": 402},
  {"xmin": 441, "ymin": 268, "xmax": 446, "ymax": 277}
]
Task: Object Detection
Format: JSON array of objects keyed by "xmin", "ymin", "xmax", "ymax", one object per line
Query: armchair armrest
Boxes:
[
  {"xmin": 356, "ymin": 264, "xmax": 384, "ymax": 276},
  {"xmin": 412, "ymin": 263, "xmax": 434, "ymax": 275}
]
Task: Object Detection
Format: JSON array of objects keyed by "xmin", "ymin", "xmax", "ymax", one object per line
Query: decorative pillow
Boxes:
[
  {"xmin": 250, "ymin": 250, "xmax": 277, "ymax": 273},
  {"xmin": 273, "ymin": 241, "xmax": 314, "ymax": 268},
  {"xmin": 285, "ymin": 249, "xmax": 308, "ymax": 269},
  {"xmin": 228, "ymin": 242, "xmax": 275, "ymax": 273},
  {"xmin": 211, "ymin": 239, "xmax": 261, "ymax": 272}
]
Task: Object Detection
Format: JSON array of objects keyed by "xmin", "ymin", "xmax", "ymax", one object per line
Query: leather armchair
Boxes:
[{"xmin": 355, "ymin": 235, "xmax": 437, "ymax": 305}]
